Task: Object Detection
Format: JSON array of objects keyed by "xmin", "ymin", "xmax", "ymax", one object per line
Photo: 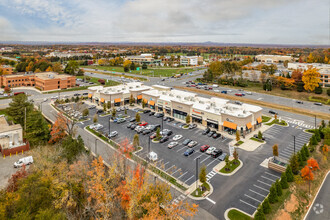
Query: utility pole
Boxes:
[
  {"xmin": 196, "ymin": 157, "xmax": 199, "ymax": 193},
  {"xmin": 148, "ymin": 135, "xmax": 151, "ymax": 154},
  {"xmin": 24, "ymin": 107, "xmax": 27, "ymax": 134},
  {"xmin": 293, "ymin": 135, "xmax": 296, "ymax": 155}
]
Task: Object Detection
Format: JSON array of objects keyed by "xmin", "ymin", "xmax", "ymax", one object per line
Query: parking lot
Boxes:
[
  {"xmin": 79, "ymin": 105, "xmax": 232, "ymax": 187},
  {"xmin": 0, "ymin": 154, "xmax": 27, "ymax": 190}
]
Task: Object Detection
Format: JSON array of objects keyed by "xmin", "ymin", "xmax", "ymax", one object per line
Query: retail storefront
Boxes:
[
  {"xmin": 256, "ymin": 117, "xmax": 262, "ymax": 129},
  {"xmin": 157, "ymin": 105, "xmax": 163, "ymax": 112},
  {"xmin": 207, "ymin": 119, "xmax": 219, "ymax": 129},
  {"xmin": 223, "ymin": 121, "xmax": 237, "ymax": 134},
  {"xmin": 114, "ymin": 98, "xmax": 121, "ymax": 106},
  {"xmin": 137, "ymin": 95, "xmax": 142, "ymax": 104},
  {"xmin": 173, "ymin": 109, "xmax": 187, "ymax": 120},
  {"xmin": 165, "ymin": 107, "xmax": 171, "ymax": 115},
  {"xmin": 192, "ymin": 114, "xmax": 202, "ymax": 124},
  {"xmin": 148, "ymin": 100, "xmax": 155, "ymax": 110},
  {"xmin": 246, "ymin": 122, "xmax": 252, "ymax": 134}
]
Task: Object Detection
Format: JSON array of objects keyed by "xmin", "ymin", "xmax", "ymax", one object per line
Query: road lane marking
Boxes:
[
  {"xmin": 257, "ymin": 180, "xmax": 271, "ymax": 187},
  {"xmin": 206, "ymin": 159, "xmax": 217, "ymax": 167},
  {"xmin": 253, "ymin": 184, "xmax": 269, "ymax": 192},
  {"xmin": 249, "ymin": 189, "xmax": 267, "ymax": 197},
  {"xmin": 239, "ymin": 199, "xmax": 257, "ymax": 209},
  {"xmin": 171, "ymin": 168, "xmax": 181, "ymax": 176},
  {"xmin": 206, "ymin": 197, "xmax": 216, "ymax": 204},
  {"xmin": 177, "ymin": 146, "xmax": 186, "ymax": 152},
  {"xmin": 265, "ymin": 172, "xmax": 281, "ymax": 178}
]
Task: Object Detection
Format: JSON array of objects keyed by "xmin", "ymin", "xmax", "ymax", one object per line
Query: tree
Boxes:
[
  {"xmin": 275, "ymin": 179, "xmax": 282, "ymax": 196},
  {"xmin": 107, "ymin": 101, "xmax": 111, "ymax": 109},
  {"xmin": 82, "ymin": 109, "xmax": 89, "ymax": 117},
  {"xmin": 327, "ymin": 88, "xmax": 330, "ymax": 96},
  {"xmin": 307, "ymin": 158, "xmax": 319, "ymax": 170},
  {"xmin": 142, "ymin": 63, "xmax": 148, "ymax": 70},
  {"xmin": 199, "ymin": 165, "xmax": 207, "ymax": 184},
  {"xmin": 262, "ymin": 198, "xmax": 271, "ymax": 214},
  {"xmin": 156, "ymin": 127, "xmax": 161, "ymax": 138},
  {"xmin": 302, "ymin": 66, "xmax": 321, "ymax": 92},
  {"xmin": 45, "ymin": 66, "xmax": 53, "ymax": 72},
  {"xmin": 268, "ymin": 184, "xmax": 278, "ymax": 203},
  {"xmin": 25, "ymin": 61, "xmax": 34, "ymax": 72},
  {"xmin": 64, "ymin": 60, "xmax": 79, "ymax": 75},
  {"xmin": 255, "ymin": 207, "xmax": 265, "ymax": 220},
  {"xmin": 314, "ymin": 86, "xmax": 323, "ymax": 94},
  {"xmin": 135, "ymin": 112, "xmax": 140, "ymax": 123},
  {"xmin": 133, "ymin": 134, "xmax": 139, "ymax": 149},
  {"xmin": 60, "ymin": 135, "xmax": 85, "ymax": 163},
  {"xmin": 314, "ymin": 130, "xmax": 321, "ymax": 142},
  {"xmin": 285, "ymin": 165, "xmax": 294, "ymax": 182},
  {"xmin": 272, "ymin": 144, "xmax": 279, "ymax": 158},
  {"xmin": 235, "ymin": 130, "xmax": 240, "ymax": 142},
  {"xmin": 103, "ymin": 103, "xmax": 107, "ymax": 112},
  {"xmin": 291, "ymin": 69, "xmax": 303, "ymax": 82},
  {"xmin": 186, "ymin": 115, "xmax": 191, "ymax": 124},
  {"xmin": 124, "ymin": 108, "xmax": 127, "ymax": 115},
  {"xmin": 123, "ymin": 60, "xmax": 132, "ymax": 72},
  {"xmin": 301, "ymin": 166, "xmax": 314, "ymax": 180},
  {"xmin": 7, "ymin": 93, "xmax": 33, "ymax": 127},
  {"xmin": 129, "ymin": 94, "xmax": 135, "ymax": 105},
  {"xmin": 258, "ymin": 131, "xmax": 263, "ymax": 140},
  {"xmin": 280, "ymin": 172, "xmax": 289, "ymax": 189},
  {"xmin": 298, "ymin": 151, "xmax": 304, "ymax": 167},
  {"xmin": 233, "ymin": 149, "xmax": 239, "ymax": 164},
  {"xmin": 142, "ymin": 100, "xmax": 146, "ymax": 109},
  {"xmin": 93, "ymin": 114, "xmax": 98, "ymax": 123},
  {"xmin": 289, "ymin": 154, "xmax": 299, "ymax": 175},
  {"xmin": 52, "ymin": 62, "xmax": 62, "ymax": 73},
  {"xmin": 303, "ymin": 144, "xmax": 310, "ymax": 158},
  {"xmin": 301, "ymin": 149, "xmax": 307, "ymax": 162},
  {"xmin": 4, "ymin": 86, "xmax": 11, "ymax": 93},
  {"xmin": 224, "ymin": 155, "xmax": 230, "ymax": 171},
  {"xmin": 310, "ymin": 135, "xmax": 317, "ymax": 145},
  {"xmin": 130, "ymin": 62, "xmax": 136, "ymax": 71},
  {"xmin": 111, "ymin": 108, "xmax": 116, "ymax": 118},
  {"xmin": 6, "ymin": 165, "xmax": 28, "ymax": 192},
  {"xmin": 25, "ymin": 110, "xmax": 50, "ymax": 146},
  {"xmin": 49, "ymin": 113, "xmax": 67, "ymax": 143}
]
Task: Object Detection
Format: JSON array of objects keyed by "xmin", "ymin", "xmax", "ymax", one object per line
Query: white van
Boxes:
[
  {"xmin": 212, "ymin": 84, "xmax": 219, "ymax": 88},
  {"xmin": 147, "ymin": 152, "xmax": 158, "ymax": 162},
  {"xmin": 14, "ymin": 156, "xmax": 33, "ymax": 168}
]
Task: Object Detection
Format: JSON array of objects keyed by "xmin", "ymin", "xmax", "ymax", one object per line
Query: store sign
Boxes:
[
  {"xmin": 193, "ymin": 109, "xmax": 201, "ymax": 114},
  {"xmin": 226, "ymin": 118, "xmax": 234, "ymax": 122},
  {"xmin": 158, "ymin": 100, "xmax": 163, "ymax": 105}
]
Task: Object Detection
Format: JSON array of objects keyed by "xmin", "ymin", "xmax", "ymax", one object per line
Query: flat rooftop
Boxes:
[{"xmin": 35, "ymin": 72, "xmax": 73, "ymax": 80}]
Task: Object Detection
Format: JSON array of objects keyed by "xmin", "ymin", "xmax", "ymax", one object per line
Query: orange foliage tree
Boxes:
[
  {"xmin": 291, "ymin": 69, "xmax": 303, "ymax": 82},
  {"xmin": 307, "ymin": 158, "xmax": 319, "ymax": 171},
  {"xmin": 301, "ymin": 165, "xmax": 314, "ymax": 180},
  {"xmin": 6, "ymin": 165, "xmax": 28, "ymax": 192},
  {"xmin": 49, "ymin": 112, "xmax": 67, "ymax": 143},
  {"xmin": 277, "ymin": 76, "xmax": 295, "ymax": 89}
]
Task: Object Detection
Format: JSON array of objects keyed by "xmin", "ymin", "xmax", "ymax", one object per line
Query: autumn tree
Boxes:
[
  {"xmin": 133, "ymin": 134, "xmax": 140, "ymax": 149},
  {"xmin": 291, "ymin": 69, "xmax": 303, "ymax": 82},
  {"xmin": 135, "ymin": 112, "xmax": 141, "ymax": 123},
  {"xmin": 289, "ymin": 154, "xmax": 299, "ymax": 175},
  {"xmin": 302, "ymin": 66, "xmax": 321, "ymax": 92},
  {"xmin": 186, "ymin": 114, "xmax": 191, "ymax": 124},
  {"xmin": 272, "ymin": 144, "xmax": 279, "ymax": 158},
  {"xmin": 49, "ymin": 113, "xmax": 67, "ymax": 143},
  {"xmin": 199, "ymin": 165, "xmax": 207, "ymax": 184},
  {"xmin": 111, "ymin": 108, "xmax": 117, "ymax": 118},
  {"xmin": 236, "ymin": 130, "xmax": 240, "ymax": 142},
  {"xmin": 46, "ymin": 66, "xmax": 53, "ymax": 72},
  {"xmin": 301, "ymin": 166, "xmax": 314, "ymax": 180},
  {"xmin": 6, "ymin": 165, "xmax": 28, "ymax": 192},
  {"xmin": 25, "ymin": 61, "xmax": 34, "ymax": 72},
  {"xmin": 82, "ymin": 108, "xmax": 89, "ymax": 117},
  {"xmin": 129, "ymin": 94, "xmax": 135, "ymax": 105},
  {"xmin": 233, "ymin": 149, "xmax": 239, "ymax": 164},
  {"xmin": 123, "ymin": 60, "xmax": 132, "ymax": 72},
  {"xmin": 307, "ymin": 158, "xmax": 319, "ymax": 171},
  {"xmin": 93, "ymin": 114, "xmax": 98, "ymax": 123},
  {"xmin": 52, "ymin": 62, "xmax": 62, "ymax": 73}
]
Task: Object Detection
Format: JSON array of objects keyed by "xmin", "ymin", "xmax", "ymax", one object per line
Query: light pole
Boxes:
[
  {"xmin": 148, "ymin": 135, "xmax": 151, "ymax": 154},
  {"xmin": 196, "ymin": 157, "xmax": 199, "ymax": 193},
  {"xmin": 293, "ymin": 135, "xmax": 296, "ymax": 155},
  {"xmin": 108, "ymin": 118, "xmax": 111, "ymax": 135},
  {"xmin": 308, "ymin": 166, "xmax": 312, "ymax": 197},
  {"xmin": 95, "ymin": 138, "xmax": 98, "ymax": 155},
  {"xmin": 161, "ymin": 115, "xmax": 164, "ymax": 131},
  {"xmin": 314, "ymin": 115, "xmax": 316, "ymax": 130}
]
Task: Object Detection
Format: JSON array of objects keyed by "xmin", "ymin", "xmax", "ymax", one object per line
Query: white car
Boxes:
[
  {"xmin": 108, "ymin": 131, "xmax": 118, "ymax": 138},
  {"xmin": 168, "ymin": 141, "xmax": 178, "ymax": 149},
  {"xmin": 51, "ymin": 96, "xmax": 58, "ymax": 99},
  {"xmin": 206, "ymin": 147, "xmax": 216, "ymax": 155},
  {"xmin": 14, "ymin": 156, "xmax": 33, "ymax": 168},
  {"xmin": 246, "ymin": 91, "xmax": 252, "ymax": 95},
  {"xmin": 188, "ymin": 141, "xmax": 198, "ymax": 148},
  {"xmin": 173, "ymin": 134, "xmax": 183, "ymax": 141},
  {"xmin": 214, "ymin": 90, "xmax": 220, "ymax": 92}
]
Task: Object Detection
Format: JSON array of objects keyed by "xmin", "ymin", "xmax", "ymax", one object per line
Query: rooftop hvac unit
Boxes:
[
  {"xmin": 206, "ymin": 106, "xmax": 210, "ymax": 109},
  {"xmin": 176, "ymin": 95, "xmax": 181, "ymax": 98},
  {"xmin": 129, "ymin": 87, "xmax": 133, "ymax": 89},
  {"xmin": 48, "ymin": 74, "xmax": 54, "ymax": 79}
]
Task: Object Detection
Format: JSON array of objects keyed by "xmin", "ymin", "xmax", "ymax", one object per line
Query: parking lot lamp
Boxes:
[
  {"xmin": 196, "ymin": 157, "xmax": 199, "ymax": 192},
  {"xmin": 109, "ymin": 119, "xmax": 111, "ymax": 134},
  {"xmin": 161, "ymin": 115, "xmax": 164, "ymax": 130},
  {"xmin": 314, "ymin": 115, "xmax": 316, "ymax": 130},
  {"xmin": 293, "ymin": 135, "xmax": 296, "ymax": 155},
  {"xmin": 95, "ymin": 138, "xmax": 98, "ymax": 155},
  {"xmin": 148, "ymin": 135, "xmax": 151, "ymax": 154},
  {"xmin": 308, "ymin": 166, "xmax": 312, "ymax": 197}
]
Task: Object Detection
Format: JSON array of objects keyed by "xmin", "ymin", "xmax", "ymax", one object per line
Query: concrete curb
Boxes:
[
  {"xmin": 224, "ymin": 208, "xmax": 254, "ymax": 220},
  {"xmin": 214, "ymin": 159, "xmax": 243, "ymax": 176},
  {"xmin": 186, "ymin": 181, "xmax": 214, "ymax": 201},
  {"xmin": 303, "ymin": 170, "xmax": 330, "ymax": 220}
]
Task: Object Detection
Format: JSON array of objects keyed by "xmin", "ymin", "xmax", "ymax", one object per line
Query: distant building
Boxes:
[
  {"xmin": 0, "ymin": 47, "xmax": 13, "ymax": 52},
  {"xmin": 0, "ymin": 116, "xmax": 29, "ymax": 156},
  {"xmin": 255, "ymin": 55, "xmax": 293, "ymax": 63},
  {"xmin": 125, "ymin": 54, "xmax": 161, "ymax": 65},
  {"xmin": 46, "ymin": 52, "xmax": 93, "ymax": 58},
  {"xmin": 288, "ymin": 63, "xmax": 330, "ymax": 88},
  {"xmin": 180, "ymin": 56, "xmax": 203, "ymax": 66},
  {"xmin": 1, "ymin": 72, "xmax": 76, "ymax": 91},
  {"xmin": 0, "ymin": 65, "xmax": 14, "ymax": 75}
]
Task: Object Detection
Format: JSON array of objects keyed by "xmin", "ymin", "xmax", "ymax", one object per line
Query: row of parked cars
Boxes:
[{"xmin": 202, "ymin": 127, "xmax": 222, "ymax": 138}]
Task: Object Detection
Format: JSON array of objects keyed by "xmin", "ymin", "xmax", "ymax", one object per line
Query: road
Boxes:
[{"xmin": 305, "ymin": 171, "xmax": 330, "ymax": 220}]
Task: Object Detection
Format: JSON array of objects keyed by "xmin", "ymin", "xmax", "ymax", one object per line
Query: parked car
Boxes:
[
  {"xmin": 200, "ymin": 145, "xmax": 210, "ymax": 152},
  {"xmin": 108, "ymin": 131, "xmax": 118, "ymax": 138},
  {"xmin": 173, "ymin": 134, "xmax": 183, "ymax": 141},
  {"xmin": 167, "ymin": 117, "xmax": 174, "ymax": 122},
  {"xmin": 155, "ymin": 113, "xmax": 164, "ymax": 118},
  {"xmin": 314, "ymin": 102, "xmax": 323, "ymax": 106},
  {"xmin": 74, "ymin": 93, "xmax": 80, "ymax": 96},
  {"xmin": 139, "ymin": 121, "xmax": 148, "ymax": 126},
  {"xmin": 246, "ymin": 91, "xmax": 252, "ymax": 95},
  {"xmin": 117, "ymin": 118, "xmax": 126, "ymax": 123},
  {"xmin": 130, "ymin": 124, "xmax": 137, "ymax": 130},
  {"xmin": 188, "ymin": 141, "xmax": 198, "ymax": 148},
  {"xmin": 206, "ymin": 147, "xmax": 216, "ymax": 155},
  {"xmin": 14, "ymin": 156, "xmax": 33, "ymax": 168},
  {"xmin": 88, "ymin": 105, "xmax": 96, "ymax": 109},
  {"xmin": 234, "ymin": 101, "xmax": 242, "ymax": 105},
  {"xmin": 168, "ymin": 142, "xmax": 178, "ymax": 149},
  {"xmin": 149, "ymin": 111, "xmax": 155, "ymax": 116},
  {"xmin": 202, "ymin": 127, "xmax": 210, "ymax": 135},
  {"xmin": 127, "ymin": 122, "xmax": 133, "ymax": 128},
  {"xmin": 218, "ymin": 153, "xmax": 228, "ymax": 161},
  {"xmin": 184, "ymin": 148, "xmax": 195, "ymax": 156},
  {"xmin": 163, "ymin": 116, "xmax": 168, "ymax": 121},
  {"xmin": 296, "ymin": 100, "xmax": 303, "ymax": 104},
  {"xmin": 129, "ymin": 118, "xmax": 136, "ymax": 122},
  {"xmin": 142, "ymin": 129, "xmax": 151, "ymax": 135},
  {"xmin": 159, "ymin": 136, "xmax": 169, "ymax": 143},
  {"xmin": 269, "ymin": 110, "xmax": 278, "ymax": 115},
  {"xmin": 212, "ymin": 133, "xmax": 221, "ymax": 139},
  {"xmin": 211, "ymin": 149, "xmax": 222, "ymax": 158},
  {"xmin": 235, "ymin": 93, "xmax": 243, "ymax": 96},
  {"xmin": 143, "ymin": 109, "xmax": 151, "ymax": 114},
  {"xmin": 188, "ymin": 124, "xmax": 197, "ymax": 129},
  {"xmin": 207, "ymin": 131, "xmax": 215, "ymax": 137},
  {"xmin": 221, "ymin": 90, "xmax": 227, "ymax": 94},
  {"xmin": 150, "ymin": 133, "xmax": 157, "ymax": 139},
  {"xmin": 182, "ymin": 139, "xmax": 191, "ymax": 145},
  {"xmin": 97, "ymin": 109, "xmax": 104, "ymax": 114},
  {"xmin": 161, "ymin": 129, "xmax": 173, "ymax": 136}
]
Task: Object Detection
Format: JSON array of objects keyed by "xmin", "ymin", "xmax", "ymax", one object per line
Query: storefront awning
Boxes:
[
  {"xmin": 149, "ymin": 101, "xmax": 155, "ymax": 106},
  {"xmin": 223, "ymin": 121, "xmax": 237, "ymax": 130},
  {"xmin": 114, "ymin": 98, "xmax": 121, "ymax": 103},
  {"xmin": 246, "ymin": 122, "xmax": 252, "ymax": 130},
  {"xmin": 88, "ymin": 94, "xmax": 92, "ymax": 98},
  {"xmin": 143, "ymin": 98, "xmax": 148, "ymax": 103},
  {"xmin": 100, "ymin": 98, "xmax": 105, "ymax": 103},
  {"xmin": 137, "ymin": 95, "xmax": 142, "ymax": 99},
  {"xmin": 257, "ymin": 117, "xmax": 262, "ymax": 124},
  {"xmin": 192, "ymin": 114, "xmax": 202, "ymax": 119}
]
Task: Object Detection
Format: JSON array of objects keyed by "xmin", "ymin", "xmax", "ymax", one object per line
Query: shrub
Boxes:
[
  {"xmin": 262, "ymin": 198, "xmax": 271, "ymax": 214},
  {"xmin": 314, "ymin": 86, "xmax": 323, "ymax": 94},
  {"xmin": 285, "ymin": 165, "xmax": 294, "ymax": 182},
  {"xmin": 327, "ymin": 88, "xmax": 330, "ymax": 96},
  {"xmin": 289, "ymin": 154, "xmax": 299, "ymax": 175},
  {"xmin": 255, "ymin": 207, "xmax": 266, "ymax": 220},
  {"xmin": 280, "ymin": 172, "xmax": 289, "ymax": 189},
  {"xmin": 98, "ymin": 79, "xmax": 105, "ymax": 85},
  {"xmin": 275, "ymin": 179, "xmax": 282, "ymax": 196},
  {"xmin": 268, "ymin": 184, "xmax": 278, "ymax": 203}
]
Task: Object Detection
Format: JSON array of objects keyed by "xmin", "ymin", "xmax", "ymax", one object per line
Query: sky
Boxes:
[{"xmin": 0, "ymin": 0, "xmax": 329, "ymax": 45}]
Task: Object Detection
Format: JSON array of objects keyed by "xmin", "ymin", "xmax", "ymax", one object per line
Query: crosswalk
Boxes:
[
  {"xmin": 172, "ymin": 194, "xmax": 187, "ymax": 205},
  {"xmin": 286, "ymin": 119, "xmax": 315, "ymax": 129},
  {"xmin": 206, "ymin": 170, "xmax": 217, "ymax": 181}
]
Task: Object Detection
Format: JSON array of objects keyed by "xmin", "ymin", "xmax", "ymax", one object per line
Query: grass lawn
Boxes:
[
  {"xmin": 250, "ymin": 137, "xmax": 265, "ymax": 143},
  {"xmin": 266, "ymin": 119, "xmax": 288, "ymax": 126},
  {"xmin": 83, "ymin": 65, "xmax": 194, "ymax": 77},
  {"xmin": 190, "ymin": 182, "xmax": 210, "ymax": 197},
  {"xmin": 228, "ymin": 209, "xmax": 252, "ymax": 220},
  {"xmin": 76, "ymin": 76, "xmax": 120, "ymax": 87},
  {"xmin": 235, "ymin": 141, "xmax": 244, "ymax": 146},
  {"xmin": 220, "ymin": 160, "xmax": 241, "ymax": 174},
  {"xmin": 262, "ymin": 115, "xmax": 272, "ymax": 123}
]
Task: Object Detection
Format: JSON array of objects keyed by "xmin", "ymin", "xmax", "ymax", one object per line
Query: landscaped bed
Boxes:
[
  {"xmin": 220, "ymin": 160, "xmax": 241, "ymax": 174},
  {"xmin": 235, "ymin": 141, "xmax": 244, "ymax": 146},
  {"xmin": 262, "ymin": 115, "xmax": 272, "ymax": 123},
  {"xmin": 250, "ymin": 137, "xmax": 265, "ymax": 143},
  {"xmin": 266, "ymin": 119, "xmax": 287, "ymax": 126},
  {"xmin": 190, "ymin": 182, "xmax": 210, "ymax": 197},
  {"xmin": 228, "ymin": 209, "xmax": 252, "ymax": 220}
]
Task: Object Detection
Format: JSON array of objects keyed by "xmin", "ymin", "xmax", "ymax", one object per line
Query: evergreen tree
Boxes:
[
  {"xmin": 254, "ymin": 207, "xmax": 266, "ymax": 220},
  {"xmin": 280, "ymin": 172, "xmax": 289, "ymax": 189},
  {"xmin": 310, "ymin": 135, "xmax": 317, "ymax": 145},
  {"xmin": 7, "ymin": 94, "xmax": 33, "ymax": 127},
  {"xmin": 301, "ymin": 149, "xmax": 307, "ymax": 162},
  {"xmin": 297, "ymin": 151, "xmax": 304, "ymax": 167},
  {"xmin": 303, "ymin": 144, "xmax": 310, "ymax": 158},
  {"xmin": 285, "ymin": 165, "xmax": 294, "ymax": 182},
  {"xmin": 262, "ymin": 198, "xmax": 271, "ymax": 214},
  {"xmin": 25, "ymin": 110, "xmax": 50, "ymax": 146},
  {"xmin": 135, "ymin": 112, "xmax": 141, "ymax": 123},
  {"xmin": 60, "ymin": 135, "xmax": 86, "ymax": 163},
  {"xmin": 289, "ymin": 154, "xmax": 299, "ymax": 175},
  {"xmin": 275, "ymin": 179, "xmax": 282, "ymax": 197},
  {"xmin": 314, "ymin": 130, "xmax": 321, "ymax": 142},
  {"xmin": 268, "ymin": 184, "xmax": 278, "ymax": 203}
]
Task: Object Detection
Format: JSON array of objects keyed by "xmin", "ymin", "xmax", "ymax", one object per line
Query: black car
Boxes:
[
  {"xmin": 152, "ymin": 124, "xmax": 161, "ymax": 131},
  {"xmin": 296, "ymin": 100, "xmax": 303, "ymax": 104},
  {"xmin": 162, "ymin": 130, "xmax": 173, "ymax": 136},
  {"xmin": 211, "ymin": 149, "xmax": 222, "ymax": 158},
  {"xmin": 127, "ymin": 122, "xmax": 133, "ymax": 128},
  {"xmin": 143, "ymin": 109, "xmax": 151, "ymax": 114},
  {"xmin": 149, "ymin": 111, "xmax": 155, "ymax": 116},
  {"xmin": 82, "ymin": 93, "xmax": 88, "ymax": 96},
  {"xmin": 129, "ymin": 118, "xmax": 136, "ymax": 122},
  {"xmin": 97, "ymin": 109, "xmax": 104, "ymax": 114},
  {"xmin": 74, "ymin": 93, "xmax": 80, "ymax": 96},
  {"xmin": 314, "ymin": 102, "xmax": 323, "ymax": 106},
  {"xmin": 159, "ymin": 136, "xmax": 169, "ymax": 143},
  {"xmin": 188, "ymin": 124, "xmax": 197, "ymax": 129},
  {"xmin": 130, "ymin": 124, "xmax": 137, "ymax": 130},
  {"xmin": 269, "ymin": 110, "xmax": 278, "ymax": 115},
  {"xmin": 212, "ymin": 133, "xmax": 221, "ymax": 139},
  {"xmin": 184, "ymin": 148, "xmax": 195, "ymax": 156},
  {"xmin": 163, "ymin": 116, "xmax": 168, "ymax": 121},
  {"xmin": 182, "ymin": 139, "xmax": 191, "ymax": 145},
  {"xmin": 208, "ymin": 131, "xmax": 215, "ymax": 137},
  {"xmin": 167, "ymin": 117, "xmax": 174, "ymax": 122},
  {"xmin": 202, "ymin": 127, "xmax": 210, "ymax": 135},
  {"xmin": 155, "ymin": 113, "xmax": 164, "ymax": 118},
  {"xmin": 142, "ymin": 129, "xmax": 151, "ymax": 135}
]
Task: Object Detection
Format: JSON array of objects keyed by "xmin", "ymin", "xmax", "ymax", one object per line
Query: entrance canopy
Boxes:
[
  {"xmin": 223, "ymin": 121, "xmax": 237, "ymax": 130},
  {"xmin": 246, "ymin": 122, "xmax": 252, "ymax": 130}
]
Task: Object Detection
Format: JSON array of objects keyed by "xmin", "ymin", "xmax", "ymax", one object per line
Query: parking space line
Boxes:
[
  {"xmin": 193, "ymin": 154, "xmax": 203, "ymax": 160},
  {"xmin": 176, "ymin": 146, "xmax": 186, "ymax": 152},
  {"xmin": 171, "ymin": 168, "xmax": 182, "ymax": 176},
  {"xmin": 257, "ymin": 180, "xmax": 271, "ymax": 187},
  {"xmin": 165, "ymin": 165, "xmax": 175, "ymax": 172},
  {"xmin": 249, "ymin": 189, "xmax": 267, "ymax": 197},
  {"xmin": 206, "ymin": 159, "xmax": 217, "ymax": 167},
  {"xmin": 265, "ymin": 172, "xmax": 280, "ymax": 178},
  {"xmin": 253, "ymin": 184, "xmax": 269, "ymax": 192},
  {"xmin": 162, "ymin": 161, "xmax": 170, "ymax": 167},
  {"xmin": 239, "ymin": 199, "xmax": 257, "ymax": 209},
  {"xmin": 244, "ymin": 194, "xmax": 262, "ymax": 203},
  {"xmin": 178, "ymin": 171, "xmax": 188, "ymax": 179},
  {"xmin": 184, "ymin": 175, "xmax": 195, "ymax": 184},
  {"xmin": 201, "ymin": 155, "xmax": 211, "ymax": 163},
  {"xmin": 261, "ymin": 176, "xmax": 276, "ymax": 182}
]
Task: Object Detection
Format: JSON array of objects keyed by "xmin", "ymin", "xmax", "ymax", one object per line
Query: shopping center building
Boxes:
[{"xmin": 88, "ymin": 83, "xmax": 263, "ymax": 135}]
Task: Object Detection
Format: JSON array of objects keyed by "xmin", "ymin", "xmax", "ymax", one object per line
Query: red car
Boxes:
[
  {"xmin": 139, "ymin": 121, "xmax": 148, "ymax": 126},
  {"xmin": 190, "ymin": 84, "xmax": 196, "ymax": 87},
  {"xmin": 235, "ymin": 93, "xmax": 243, "ymax": 96},
  {"xmin": 200, "ymin": 145, "xmax": 210, "ymax": 152},
  {"xmin": 150, "ymin": 133, "xmax": 157, "ymax": 139}
]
